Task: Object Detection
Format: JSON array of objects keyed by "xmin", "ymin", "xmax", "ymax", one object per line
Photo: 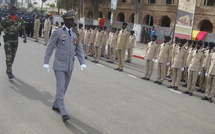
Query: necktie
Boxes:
[
  {"xmin": 68, "ymin": 29, "xmax": 71, "ymax": 36},
  {"xmin": 196, "ymin": 50, "xmax": 198, "ymax": 54}
]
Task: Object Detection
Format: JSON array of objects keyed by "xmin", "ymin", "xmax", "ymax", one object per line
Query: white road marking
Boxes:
[
  {"xmin": 96, "ymin": 64, "xmax": 104, "ymax": 67},
  {"xmin": 128, "ymin": 74, "xmax": 137, "ymax": 79},
  {"xmin": 169, "ymin": 89, "xmax": 182, "ymax": 94}
]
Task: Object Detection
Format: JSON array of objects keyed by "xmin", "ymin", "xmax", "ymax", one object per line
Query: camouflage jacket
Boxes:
[{"xmin": 0, "ymin": 16, "xmax": 25, "ymax": 38}]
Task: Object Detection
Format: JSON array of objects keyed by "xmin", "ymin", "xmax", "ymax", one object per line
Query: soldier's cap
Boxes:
[
  {"xmin": 152, "ymin": 35, "xmax": 157, "ymax": 38},
  {"xmin": 130, "ymin": 30, "xmax": 135, "ymax": 33},
  {"xmin": 79, "ymin": 23, "xmax": 83, "ymax": 27},
  {"xmin": 9, "ymin": 5, "xmax": 17, "ymax": 10},
  {"xmin": 204, "ymin": 42, "xmax": 208, "ymax": 45},
  {"xmin": 188, "ymin": 40, "xmax": 192, "ymax": 43},
  {"xmin": 122, "ymin": 22, "xmax": 128, "ymax": 25},
  {"xmin": 61, "ymin": 10, "xmax": 76, "ymax": 20},
  {"xmin": 197, "ymin": 41, "xmax": 203, "ymax": 46},
  {"xmin": 175, "ymin": 37, "xmax": 179, "ymax": 40},
  {"xmin": 164, "ymin": 36, "xmax": 171, "ymax": 40},
  {"xmin": 112, "ymin": 27, "xmax": 117, "ymax": 30},
  {"xmin": 209, "ymin": 42, "xmax": 215, "ymax": 47},
  {"xmin": 98, "ymin": 26, "xmax": 103, "ymax": 29},
  {"xmin": 104, "ymin": 26, "xmax": 107, "ymax": 29},
  {"xmin": 179, "ymin": 39, "xmax": 187, "ymax": 44}
]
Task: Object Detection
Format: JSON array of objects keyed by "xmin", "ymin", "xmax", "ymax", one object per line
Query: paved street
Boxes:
[{"xmin": 0, "ymin": 36, "xmax": 215, "ymax": 134}]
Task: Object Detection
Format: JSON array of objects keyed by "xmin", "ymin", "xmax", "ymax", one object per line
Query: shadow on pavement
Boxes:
[
  {"xmin": 64, "ymin": 114, "xmax": 103, "ymax": 134},
  {"xmin": 10, "ymin": 77, "xmax": 53, "ymax": 107}
]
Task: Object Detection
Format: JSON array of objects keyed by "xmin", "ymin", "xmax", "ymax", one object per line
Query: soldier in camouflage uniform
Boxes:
[{"xmin": 0, "ymin": 5, "xmax": 27, "ymax": 79}]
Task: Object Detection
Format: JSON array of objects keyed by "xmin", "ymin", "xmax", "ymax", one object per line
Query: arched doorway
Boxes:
[
  {"xmin": 107, "ymin": 12, "xmax": 111, "ymax": 20},
  {"xmin": 144, "ymin": 15, "xmax": 154, "ymax": 26},
  {"xmin": 129, "ymin": 13, "xmax": 135, "ymax": 23},
  {"xmin": 161, "ymin": 16, "xmax": 171, "ymax": 27},
  {"xmin": 87, "ymin": 11, "xmax": 93, "ymax": 18},
  {"xmin": 116, "ymin": 12, "xmax": 125, "ymax": 22},
  {"xmin": 198, "ymin": 20, "xmax": 213, "ymax": 33},
  {"xmin": 98, "ymin": 11, "xmax": 103, "ymax": 18}
]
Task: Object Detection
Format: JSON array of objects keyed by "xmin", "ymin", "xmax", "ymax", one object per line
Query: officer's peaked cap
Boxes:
[{"xmin": 61, "ymin": 10, "xmax": 76, "ymax": 20}]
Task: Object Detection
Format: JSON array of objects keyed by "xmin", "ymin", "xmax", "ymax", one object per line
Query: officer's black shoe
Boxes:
[
  {"xmin": 145, "ymin": 78, "xmax": 150, "ymax": 80},
  {"xmin": 7, "ymin": 72, "xmax": 14, "ymax": 79},
  {"xmin": 91, "ymin": 60, "xmax": 95, "ymax": 62},
  {"xmin": 95, "ymin": 61, "xmax": 98, "ymax": 63},
  {"xmin": 174, "ymin": 87, "xmax": 178, "ymax": 90},
  {"xmin": 85, "ymin": 57, "xmax": 88, "ymax": 59},
  {"xmin": 158, "ymin": 82, "xmax": 162, "ymax": 85},
  {"xmin": 52, "ymin": 106, "xmax": 60, "ymax": 112},
  {"xmin": 141, "ymin": 77, "xmax": 146, "ymax": 79},
  {"xmin": 154, "ymin": 81, "xmax": 159, "ymax": 83},
  {"xmin": 200, "ymin": 90, "xmax": 205, "ymax": 93},
  {"xmin": 196, "ymin": 89, "xmax": 201, "ymax": 92},
  {"xmin": 189, "ymin": 92, "xmax": 193, "ymax": 96},
  {"xmin": 62, "ymin": 115, "xmax": 70, "ymax": 122},
  {"xmin": 201, "ymin": 96, "xmax": 209, "ymax": 101},
  {"xmin": 119, "ymin": 69, "xmax": 123, "ymax": 72},
  {"xmin": 183, "ymin": 91, "xmax": 189, "ymax": 94},
  {"xmin": 168, "ymin": 80, "xmax": 172, "ymax": 82},
  {"xmin": 114, "ymin": 68, "xmax": 119, "ymax": 70},
  {"xmin": 182, "ymin": 84, "xmax": 187, "ymax": 87},
  {"xmin": 168, "ymin": 85, "xmax": 174, "ymax": 88},
  {"xmin": 208, "ymin": 98, "xmax": 212, "ymax": 103}
]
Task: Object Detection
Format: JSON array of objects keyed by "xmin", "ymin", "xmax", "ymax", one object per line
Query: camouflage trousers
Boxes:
[{"xmin": 4, "ymin": 40, "xmax": 18, "ymax": 73}]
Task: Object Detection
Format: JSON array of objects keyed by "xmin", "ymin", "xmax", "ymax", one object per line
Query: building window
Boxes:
[
  {"xmin": 166, "ymin": 0, "xmax": 174, "ymax": 4},
  {"xmin": 148, "ymin": 0, "xmax": 155, "ymax": 4},
  {"xmin": 203, "ymin": 0, "xmax": 215, "ymax": 6}
]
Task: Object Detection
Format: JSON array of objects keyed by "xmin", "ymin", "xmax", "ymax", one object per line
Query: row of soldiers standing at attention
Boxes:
[
  {"xmin": 77, "ymin": 22, "xmax": 136, "ymax": 70},
  {"xmin": 142, "ymin": 35, "xmax": 215, "ymax": 103}
]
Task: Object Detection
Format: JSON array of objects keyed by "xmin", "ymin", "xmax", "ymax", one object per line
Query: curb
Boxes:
[{"xmin": 133, "ymin": 55, "xmax": 145, "ymax": 60}]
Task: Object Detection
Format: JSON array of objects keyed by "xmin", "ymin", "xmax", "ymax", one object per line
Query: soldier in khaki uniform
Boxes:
[
  {"xmin": 154, "ymin": 36, "xmax": 172, "ymax": 85},
  {"xmin": 89, "ymin": 25, "xmax": 96, "ymax": 57},
  {"xmin": 101, "ymin": 26, "xmax": 109, "ymax": 57},
  {"xmin": 142, "ymin": 35, "xmax": 159, "ymax": 80},
  {"xmin": 114, "ymin": 22, "xmax": 130, "ymax": 72},
  {"xmin": 43, "ymin": 15, "xmax": 52, "ymax": 45},
  {"xmin": 182, "ymin": 41, "xmax": 196, "ymax": 87},
  {"xmin": 92, "ymin": 26, "xmax": 104, "ymax": 63},
  {"xmin": 125, "ymin": 30, "xmax": 136, "ymax": 63},
  {"xmin": 201, "ymin": 44, "xmax": 215, "ymax": 103},
  {"xmin": 33, "ymin": 15, "xmax": 40, "ymax": 42},
  {"xmin": 168, "ymin": 39, "xmax": 187, "ymax": 90},
  {"xmin": 107, "ymin": 28, "xmax": 118, "ymax": 63},
  {"xmin": 183, "ymin": 42, "xmax": 204, "ymax": 96},
  {"xmin": 83, "ymin": 25, "xmax": 91, "ymax": 59},
  {"xmin": 78, "ymin": 24, "xmax": 85, "ymax": 47},
  {"xmin": 197, "ymin": 42, "xmax": 214, "ymax": 93}
]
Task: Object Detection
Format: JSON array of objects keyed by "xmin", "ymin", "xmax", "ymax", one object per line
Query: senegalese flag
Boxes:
[
  {"xmin": 98, "ymin": 18, "xmax": 106, "ymax": 26},
  {"xmin": 192, "ymin": 30, "xmax": 207, "ymax": 41}
]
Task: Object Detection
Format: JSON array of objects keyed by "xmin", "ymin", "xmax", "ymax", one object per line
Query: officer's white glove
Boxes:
[
  {"xmin": 80, "ymin": 64, "xmax": 87, "ymax": 71},
  {"xmin": 125, "ymin": 50, "xmax": 128, "ymax": 55},
  {"xmin": 43, "ymin": 64, "xmax": 50, "ymax": 72},
  {"xmin": 152, "ymin": 59, "xmax": 155, "ymax": 62},
  {"xmin": 181, "ymin": 67, "xmax": 185, "ymax": 71},
  {"xmin": 154, "ymin": 59, "xmax": 158, "ymax": 63},
  {"xmin": 205, "ymin": 73, "xmax": 208, "ymax": 77},
  {"xmin": 100, "ymin": 46, "xmax": 102, "ymax": 48},
  {"xmin": 171, "ymin": 65, "xmax": 174, "ymax": 68},
  {"xmin": 198, "ymin": 71, "xmax": 201, "ymax": 75},
  {"xmin": 116, "ymin": 48, "xmax": 118, "ymax": 50},
  {"xmin": 166, "ymin": 62, "xmax": 170, "ymax": 66}
]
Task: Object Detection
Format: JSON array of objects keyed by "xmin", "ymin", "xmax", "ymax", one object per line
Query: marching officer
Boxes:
[
  {"xmin": 114, "ymin": 22, "xmax": 130, "ymax": 72},
  {"xmin": 142, "ymin": 35, "xmax": 159, "ymax": 80},
  {"xmin": 43, "ymin": 10, "xmax": 87, "ymax": 122},
  {"xmin": 0, "ymin": 5, "xmax": 27, "ymax": 79}
]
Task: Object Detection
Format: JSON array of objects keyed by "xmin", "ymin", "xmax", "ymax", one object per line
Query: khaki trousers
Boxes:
[
  {"xmin": 182, "ymin": 67, "xmax": 189, "ymax": 84},
  {"xmin": 126, "ymin": 48, "xmax": 133, "ymax": 62},
  {"xmin": 117, "ymin": 50, "xmax": 125, "ymax": 69},
  {"xmin": 187, "ymin": 70, "xmax": 198, "ymax": 93},
  {"xmin": 107, "ymin": 45, "xmax": 111, "ymax": 59},
  {"xmin": 101, "ymin": 44, "xmax": 106, "ymax": 56},
  {"xmin": 84, "ymin": 43, "xmax": 90, "ymax": 58},
  {"xmin": 199, "ymin": 69, "xmax": 207, "ymax": 91},
  {"xmin": 157, "ymin": 63, "xmax": 167, "ymax": 82},
  {"xmin": 90, "ymin": 43, "xmax": 95, "ymax": 55},
  {"xmin": 206, "ymin": 74, "xmax": 215, "ymax": 98},
  {"xmin": 43, "ymin": 31, "xmax": 49, "ymax": 45},
  {"xmin": 110, "ymin": 47, "xmax": 116, "ymax": 62},
  {"xmin": 172, "ymin": 68, "xmax": 182, "ymax": 87},
  {"xmin": 34, "ymin": 30, "xmax": 39, "ymax": 41},
  {"xmin": 145, "ymin": 59, "xmax": 154, "ymax": 79},
  {"xmin": 95, "ymin": 46, "xmax": 102, "ymax": 62}
]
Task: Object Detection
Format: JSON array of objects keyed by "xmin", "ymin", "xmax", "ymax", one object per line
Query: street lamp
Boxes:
[{"xmin": 41, "ymin": 0, "xmax": 47, "ymax": 11}]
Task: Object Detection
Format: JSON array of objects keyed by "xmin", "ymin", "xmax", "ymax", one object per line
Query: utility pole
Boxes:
[{"xmin": 134, "ymin": 0, "xmax": 144, "ymax": 24}]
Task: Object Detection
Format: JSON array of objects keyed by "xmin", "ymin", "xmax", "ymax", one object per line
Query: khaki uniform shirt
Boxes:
[
  {"xmin": 89, "ymin": 30, "xmax": 96, "ymax": 44},
  {"xmin": 186, "ymin": 48, "xmax": 195, "ymax": 67},
  {"xmin": 103, "ymin": 31, "xmax": 109, "ymax": 45},
  {"xmin": 78, "ymin": 28, "xmax": 85, "ymax": 43},
  {"xmin": 207, "ymin": 52, "xmax": 215, "ymax": 75},
  {"xmin": 157, "ymin": 42, "xmax": 172, "ymax": 64},
  {"xmin": 43, "ymin": 19, "xmax": 51, "ymax": 32},
  {"xmin": 108, "ymin": 32, "xmax": 118, "ymax": 48},
  {"xmin": 84, "ymin": 29, "xmax": 91, "ymax": 45},
  {"xmin": 34, "ymin": 18, "xmax": 40, "ymax": 31},
  {"xmin": 171, "ymin": 43, "xmax": 178, "ymax": 63},
  {"xmin": 117, "ymin": 29, "xmax": 130, "ymax": 50},
  {"xmin": 202, "ymin": 50, "xmax": 212, "ymax": 70},
  {"xmin": 189, "ymin": 49, "xmax": 204, "ymax": 72},
  {"xmin": 145, "ymin": 41, "xmax": 159, "ymax": 60},
  {"xmin": 128, "ymin": 35, "xmax": 136, "ymax": 48},
  {"xmin": 94, "ymin": 31, "xmax": 104, "ymax": 47},
  {"xmin": 172, "ymin": 46, "xmax": 186, "ymax": 68}
]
